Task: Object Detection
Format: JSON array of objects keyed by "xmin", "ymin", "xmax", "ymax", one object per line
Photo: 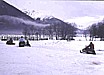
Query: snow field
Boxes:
[{"xmin": 0, "ymin": 40, "xmax": 104, "ymax": 75}]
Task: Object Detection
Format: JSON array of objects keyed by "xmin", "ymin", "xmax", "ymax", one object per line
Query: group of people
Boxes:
[
  {"xmin": 6, "ymin": 36, "xmax": 31, "ymax": 47},
  {"xmin": 80, "ymin": 42, "xmax": 96, "ymax": 55},
  {"xmin": 6, "ymin": 36, "xmax": 96, "ymax": 54}
]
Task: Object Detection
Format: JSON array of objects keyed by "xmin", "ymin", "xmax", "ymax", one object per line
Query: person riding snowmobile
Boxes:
[{"xmin": 80, "ymin": 42, "xmax": 96, "ymax": 55}]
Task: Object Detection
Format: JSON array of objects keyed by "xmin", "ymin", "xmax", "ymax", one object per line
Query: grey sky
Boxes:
[{"xmin": 4, "ymin": 0, "xmax": 104, "ymax": 29}]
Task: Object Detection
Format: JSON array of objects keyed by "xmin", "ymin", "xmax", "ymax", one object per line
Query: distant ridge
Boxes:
[
  {"xmin": 0, "ymin": 0, "xmax": 35, "ymax": 34},
  {"xmin": 0, "ymin": 0, "xmax": 34, "ymax": 21}
]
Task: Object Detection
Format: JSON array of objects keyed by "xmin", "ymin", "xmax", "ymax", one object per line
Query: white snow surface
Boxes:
[{"xmin": 0, "ymin": 40, "xmax": 104, "ymax": 75}]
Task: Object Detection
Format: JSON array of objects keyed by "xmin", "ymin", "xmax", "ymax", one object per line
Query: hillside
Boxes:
[
  {"xmin": 0, "ymin": 0, "xmax": 34, "ymax": 20},
  {"xmin": 0, "ymin": 0, "xmax": 78, "ymax": 35},
  {"xmin": 0, "ymin": 0, "xmax": 35, "ymax": 34}
]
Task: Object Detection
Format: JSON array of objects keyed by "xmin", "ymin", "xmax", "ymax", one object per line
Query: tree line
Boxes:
[
  {"xmin": 22, "ymin": 20, "xmax": 77, "ymax": 40},
  {"xmin": 88, "ymin": 20, "xmax": 104, "ymax": 41}
]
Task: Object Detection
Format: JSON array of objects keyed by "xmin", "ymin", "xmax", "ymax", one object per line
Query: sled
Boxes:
[
  {"xmin": 6, "ymin": 41, "xmax": 15, "ymax": 45},
  {"xmin": 25, "ymin": 44, "xmax": 31, "ymax": 47},
  {"xmin": 6, "ymin": 43, "xmax": 15, "ymax": 45},
  {"xmin": 80, "ymin": 49, "xmax": 96, "ymax": 55},
  {"xmin": 19, "ymin": 42, "xmax": 25, "ymax": 47}
]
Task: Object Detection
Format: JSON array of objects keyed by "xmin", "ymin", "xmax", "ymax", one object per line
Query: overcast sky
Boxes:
[{"xmin": 4, "ymin": 0, "xmax": 104, "ymax": 29}]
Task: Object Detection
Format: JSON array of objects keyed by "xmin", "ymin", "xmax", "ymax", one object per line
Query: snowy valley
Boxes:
[{"xmin": 0, "ymin": 39, "xmax": 104, "ymax": 75}]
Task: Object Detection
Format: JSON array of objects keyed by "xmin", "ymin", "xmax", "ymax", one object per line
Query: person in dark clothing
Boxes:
[
  {"xmin": 87, "ymin": 42, "xmax": 96, "ymax": 54},
  {"xmin": 25, "ymin": 40, "xmax": 31, "ymax": 47},
  {"xmin": 6, "ymin": 38, "xmax": 15, "ymax": 45},
  {"xmin": 87, "ymin": 42, "xmax": 94, "ymax": 50}
]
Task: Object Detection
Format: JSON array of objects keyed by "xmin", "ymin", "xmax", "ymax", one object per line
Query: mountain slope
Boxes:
[
  {"xmin": 42, "ymin": 16, "xmax": 65, "ymax": 25},
  {"xmin": 0, "ymin": 0, "xmax": 34, "ymax": 21},
  {"xmin": 0, "ymin": 0, "xmax": 35, "ymax": 34}
]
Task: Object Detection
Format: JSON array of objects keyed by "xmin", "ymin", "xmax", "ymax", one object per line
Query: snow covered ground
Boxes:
[{"xmin": 0, "ymin": 39, "xmax": 104, "ymax": 75}]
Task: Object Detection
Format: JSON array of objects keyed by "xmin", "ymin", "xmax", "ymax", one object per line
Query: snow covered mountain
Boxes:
[
  {"xmin": 0, "ymin": 0, "xmax": 36, "ymax": 34},
  {"xmin": 42, "ymin": 16, "xmax": 65, "ymax": 25},
  {"xmin": 0, "ymin": 1, "xmax": 68, "ymax": 35}
]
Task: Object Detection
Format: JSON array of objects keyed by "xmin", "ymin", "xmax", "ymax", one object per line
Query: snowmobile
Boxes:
[
  {"xmin": 80, "ymin": 48, "xmax": 96, "ymax": 55},
  {"xmin": 6, "ymin": 41, "xmax": 15, "ymax": 45},
  {"xmin": 19, "ymin": 42, "xmax": 25, "ymax": 47},
  {"xmin": 6, "ymin": 40, "xmax": 15, "ymax": 45}
]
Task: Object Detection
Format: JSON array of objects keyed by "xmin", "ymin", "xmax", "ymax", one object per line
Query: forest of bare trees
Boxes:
[
  {"xmin": 87, "ymin": 20, "xmax": 104, "ymax": 41},
  {"xmin": 22, "ymin": 18, "xmax": 77, "ymax": 40}
]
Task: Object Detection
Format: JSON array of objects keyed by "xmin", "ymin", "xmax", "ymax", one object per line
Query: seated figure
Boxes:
[
  {"xmin": 6, "ymin": 38, "xmax": 15, "ymax": 45},
  {"xmin": 19, "ymin": 36, "xmax": 25, "ymax": 47},
  {"xmin": 25, "ymin": 40, "xmax": 31, "ymax": 47}
]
